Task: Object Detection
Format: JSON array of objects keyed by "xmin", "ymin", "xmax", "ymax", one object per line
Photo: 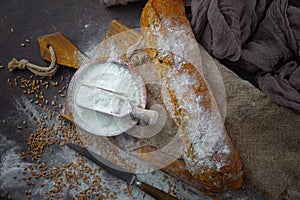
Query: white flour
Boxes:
[{"xmin": 72, "ymin": 61, "xmax": 145, "ymax": 136}]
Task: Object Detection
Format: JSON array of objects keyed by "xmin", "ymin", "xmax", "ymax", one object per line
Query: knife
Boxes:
[{"xmin": 66, "ymin": 143, "xmax": 179, "ymax": 200}]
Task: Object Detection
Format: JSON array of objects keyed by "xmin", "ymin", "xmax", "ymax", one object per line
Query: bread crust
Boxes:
[{"xmin": 140, "ymin": 0, "xmax": 243, "ymax": 194}]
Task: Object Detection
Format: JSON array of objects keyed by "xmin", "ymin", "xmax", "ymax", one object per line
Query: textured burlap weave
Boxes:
[{"xmin": 209, "ymin": 52, "xmax": 300, "ymax": 199}]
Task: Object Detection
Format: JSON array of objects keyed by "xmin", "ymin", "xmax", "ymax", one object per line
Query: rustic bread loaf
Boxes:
[{"xmin": 140, "ymin": 0, "xmax": 243, "ymax": 194}]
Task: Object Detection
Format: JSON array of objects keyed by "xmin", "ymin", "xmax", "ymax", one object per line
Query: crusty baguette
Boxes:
[{"xmin": 140, "ymin": 0, "xmax": 243, "ymax": 193}]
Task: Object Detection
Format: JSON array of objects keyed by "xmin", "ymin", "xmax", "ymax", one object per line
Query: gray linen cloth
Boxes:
[{"xmin": 190, "ymin": 0, "xmax": 300, "ymax": 112}]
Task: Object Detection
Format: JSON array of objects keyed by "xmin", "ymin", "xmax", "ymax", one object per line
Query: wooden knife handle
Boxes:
[{"xmin": 139, "ymin": 182, "xmax": 179, "ymax": 200}]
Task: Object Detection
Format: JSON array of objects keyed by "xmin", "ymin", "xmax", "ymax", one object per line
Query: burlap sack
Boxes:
[{"xmin": 215, "ymin": 57, "xmax": 300, "ymax": 199}]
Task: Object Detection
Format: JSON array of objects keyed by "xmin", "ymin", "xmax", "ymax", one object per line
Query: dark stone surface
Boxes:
[
  {"xmin": 0, "ymin": 0, "xmax": 146, "ymax": 139},
  {"xmin": 0, "ymin": 1, "xmax": 147, "ymax": 199}
]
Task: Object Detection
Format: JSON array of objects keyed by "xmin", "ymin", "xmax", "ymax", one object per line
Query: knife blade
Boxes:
[{"xmin": 66, "ymin": 143, "xmax": 179, "ymax": 200}]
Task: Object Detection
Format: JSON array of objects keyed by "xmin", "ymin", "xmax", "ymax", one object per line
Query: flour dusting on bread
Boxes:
[{"xmin": 141, "ymin": 0, "xmax": 243, "ymax": 192}]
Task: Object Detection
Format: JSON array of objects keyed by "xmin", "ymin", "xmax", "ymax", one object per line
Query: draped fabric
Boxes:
[{"xmin": 190, "ymin": 0, "xmax": 300, "ymax": 112}]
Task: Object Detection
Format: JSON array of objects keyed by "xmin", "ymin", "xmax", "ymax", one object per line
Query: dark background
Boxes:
[
  {"xmin": 0, "ymin": 0, "xmax": 147, "ymax": 142},
  {"xmin": 0, "ymin": 1, "xmax": 149, "ymax": 199}
]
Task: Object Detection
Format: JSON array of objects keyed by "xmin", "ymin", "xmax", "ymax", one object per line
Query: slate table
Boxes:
[{"xmin": 0, "ymin": 0, "xmax": 146, "ymax": 135}]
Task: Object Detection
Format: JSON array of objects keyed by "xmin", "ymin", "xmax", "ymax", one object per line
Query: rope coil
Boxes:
[{"xmin": 8, "ymin": 46, "xmax": 59, "ymax": 77}]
